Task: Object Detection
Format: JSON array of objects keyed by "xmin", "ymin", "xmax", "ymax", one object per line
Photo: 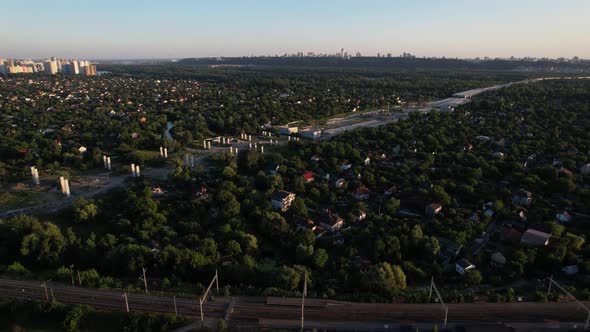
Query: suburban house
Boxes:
[
  {"xmin": 78, "ymin": 146, "xmax": 87, "ymax": 153},
  {"xmin": 490, "ymin": 252, "xmax": 507, "ymax": 269},
  {"xmin": 425, "ymin": 203, "xmax": 443, "ymax": 217},
  {"xmin": 341, "ymin": 163, "xmax": 352, "ymax": 171},
  {"xmin": 271, "ymin": 190, "xmax": 296, "ymax": 212},
  {"xmin": 456, "ymin": 258, "xmax": 476, "ymax": 275},
  {"xmin": 353, "ymin": 210, "xmax": 367, "ymax": 222},
  {"xmin": 559, "ymin": 167, "xmax": 574, "ymax": 177},
  {"xmin": 151, "ymin": 186, "xmax": 165, "ymax": 195},
  {"xmin": 302, "ymin": 172, "xmax": 314, "ymax": 183},
  {"xmin": 353, "ymin": 186, "xmax": 370, "ymax": 200},
  {"xmin": 293, "ymin": 216, "xmax": 325, "ymax": 236},
  {"xmin": 268, "ymin": 164, "xmax": 280, "ymax": 175},
  {"xmin": 556, "ymin": 211, "xmax": 572, "ymax": 223},
  {"xmin": 332, "ymin": 178, "xmax": 346, "ymax": 189},
  {"xmin": 364, "ymin": 157, "xmax": 371, "ymax": 166},
  {"xmin": 520, "ymin": 229, "xmax": 551, "ymax": 246},
  {"xmin": 437, "ymin": 238, "xmax": 462, "ymax": 263},
  {"xmin": 463, "ymin": 143, "xmax": 474, "ymax": 152},
  {"xmin": 500, "ymin": 228, "xmax": 523, "ymax": 244},
  {"xmin": 512, "ymin": 189, "xmax": 533, "ymax": 208},
  {"xmin": 384, "ymin": 186, "xmax": 398, "ymax": 196},
  {"xmin": 493, "ymin": 151, "xmax": 505, "ymax": 158},
  {"xmin": 317, "ymin": 210, "xmax": 345, "ymax": 232},
  {"xmin": 562, "ymin": 265, "xmax": 579, "ymax": 275}
]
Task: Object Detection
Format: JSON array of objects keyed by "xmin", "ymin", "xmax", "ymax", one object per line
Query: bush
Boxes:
[
  {"xmin": 6, "ymin": 262, "xmax": 30, "ymax": 277},
  {"xmin": 63, "ymin": 305, "xmax": 91, "ymax": 332}
]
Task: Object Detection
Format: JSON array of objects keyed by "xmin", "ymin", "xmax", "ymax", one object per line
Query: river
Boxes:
[{"xmin": 165, "ymin": 122, "xmax": 174, "ymax": 141}]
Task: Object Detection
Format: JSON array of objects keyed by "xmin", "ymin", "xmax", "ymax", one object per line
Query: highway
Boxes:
[{"xmin": 2, "ymin": 278, "xmax": 590, "ymax": 330}]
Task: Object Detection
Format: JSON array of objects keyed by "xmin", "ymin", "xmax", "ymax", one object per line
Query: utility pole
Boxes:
[
  {"xmin": 199, "ymin": 270, "xmax": 220, "ymax": 325},
  {"xmin": 429, "ymin": 276, "xmax": 448, "ymax": 328},
  {"xmin": 77, "ymin": 270, "xmax": 81, "ymax": 286},
  {"xmin": 215, "ymin": 269, "xmax": 219, "ymax": 293},
  {"xmin": 123, "ymin": 293, "xmax": 129, "ymax": 312},
  {"xmin": 301, "ymin": 272, "xmax": 307, "ymax": 331},
  {"xmin": 140, "ymin": 267, "xmax": 149, "ymax": 294},
  {"xmin": 69, "ymin": 265, "xmax": 75, "ymax": 286},
  {"xmin": 41, "ymin": 283, "xmax": 49, "ymax": 302},
  {"xmin": 41, "ymin": 280, "xmax": 51, "ymax": 302},
  {"xmin": 546, "ymin": 276, "xmax": 590, "ymax": 329},
  {"xmin": 200, "ymin": 297, "xmax": 204, "ymax": 324},
  {"xmin": 173, "ymin": 295, "xmax": 178, "ymax": 316}
]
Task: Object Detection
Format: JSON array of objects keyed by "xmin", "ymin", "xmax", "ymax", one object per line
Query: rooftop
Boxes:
[{"xmin": 271, "ymin": 190, "xmax": 294, "ymax": 201}]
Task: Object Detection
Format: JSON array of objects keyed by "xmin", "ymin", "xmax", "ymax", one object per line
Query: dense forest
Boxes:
[{"xmin": 172, "ymin": 56, "xmax": 590, "ymax": 73}]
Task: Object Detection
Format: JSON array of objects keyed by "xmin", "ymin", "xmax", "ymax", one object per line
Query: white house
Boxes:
[{"xmin": 271, "ymin": 190, "xmax": 296, "ymax": 212}]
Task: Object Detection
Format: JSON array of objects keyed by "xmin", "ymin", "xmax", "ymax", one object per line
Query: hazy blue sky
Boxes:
[{"xmin": 2, "ymin": 0, "xmax": 589, "ymax": 59}]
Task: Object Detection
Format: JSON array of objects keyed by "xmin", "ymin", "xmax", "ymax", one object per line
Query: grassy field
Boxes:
[{"xmin": 0, "ymin": 190, "xmax": 59, "ymax": 211}]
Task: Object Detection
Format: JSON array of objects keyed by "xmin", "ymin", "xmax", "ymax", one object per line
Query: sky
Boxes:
[{"xmin": 1, "ymin": 0, "xmax": 589, "ymax": 59}]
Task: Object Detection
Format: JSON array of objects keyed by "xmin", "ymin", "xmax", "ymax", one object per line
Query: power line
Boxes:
[
  {"xmin": 301, "ymin": 272, "xmax": 307, "ymax": 331},
  {"xmin": 173, "ymin": 295, "xmax": 178, "ymax": 316},
  {"xmin": 69, "ymin": 264, "xmax": 75, "ymax": 286},
  {"xmin": 199, "ymin": 270, "xmax": 219, "ymax": 325},
  {"xmin": 139, "ymin": 267, "xmax": 149, "ymax": 294},
  {"xmin": 547, "ymin": 275, "xmax": 590, "ymax": 329},
  {"xmin": 428, "ymin": 276, "xmax": 448, "ymax": 328},
  {"xmin": 123, "ymin": 293, "xmax": 129, "ymax": 312}
]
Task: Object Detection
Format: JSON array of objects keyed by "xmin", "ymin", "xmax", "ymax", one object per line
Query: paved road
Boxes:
[
  {"xmin": 2, "ymin": 278, "xmax": 589, "ymax": 330},
  {"xmin": 322, "ymin": 76, "xmax": 590, "ymax": 140}
]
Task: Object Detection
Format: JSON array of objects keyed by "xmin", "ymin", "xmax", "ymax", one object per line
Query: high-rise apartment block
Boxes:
[{"xmin": 0, "ymin": 57, "xmax": 96, "ymax": 76}]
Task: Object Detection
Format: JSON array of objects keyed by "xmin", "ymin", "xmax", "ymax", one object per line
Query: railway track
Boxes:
[{"xmin": 1, "ymin": 278, "xmax": 589, "ymax": 327}]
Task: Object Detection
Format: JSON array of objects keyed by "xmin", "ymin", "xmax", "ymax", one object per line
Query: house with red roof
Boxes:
[
  {"xmin": 302, "ymin": 172, "xmax": 314, "ymax": 183},
  {"xmin": 425, "ymin": 203, "xmax": 443, "ymax": 217},
  {"xmin": 353, "ymin": 186, "xmax": 370, "ymax": 200}
]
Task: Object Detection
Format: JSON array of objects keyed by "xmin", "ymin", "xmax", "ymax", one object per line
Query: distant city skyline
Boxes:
[{"xmin": 2, "ymin": 0, "xmax": 589, "ymax": 60}]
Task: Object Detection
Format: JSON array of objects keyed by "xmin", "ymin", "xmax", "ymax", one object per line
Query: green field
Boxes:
[{"xmin": 0, "ymin": 190, "xmax": 58, "ymax": 211}]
